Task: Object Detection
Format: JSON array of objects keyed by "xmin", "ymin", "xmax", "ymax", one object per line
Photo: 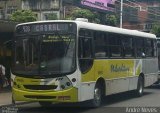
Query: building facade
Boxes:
[
  {"xmin": 0, "ymin": 0, "xmax": 22, "ymax": 20},
  {"xmin": 22, "ymin": 0, "xmax": 62, "ymax": 20},
  {"xmin": 0, "ymin": 0, "xmax": 160, "ymax": 31},
  {"xmin": 121, "ymin": 0, "xmax": 160, "ymax": 32},
  {"xmin": 0, "ymin": 0, "xmax": 62, "ymax": 20}
]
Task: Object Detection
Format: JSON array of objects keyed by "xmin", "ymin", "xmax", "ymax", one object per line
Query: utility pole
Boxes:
[
  {"xmin": 120, "ymin": 0, "xmax": 123, "ymax": 28},
  {"xmin": 60, "ymin": 0, "xmax": 63, "ymax": 19},
  {"xmin": 40, "ymin": 0, "xmax": 42, "ymax": 20},
  {"xmin": 3, "ymin": 0, "xmax": 8, "ymax": 20}
]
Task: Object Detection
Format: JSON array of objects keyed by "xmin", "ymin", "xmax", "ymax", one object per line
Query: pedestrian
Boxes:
[
  {"xmin": 0, "ymin": 64, "xmax": 9, "ymax": 91},
  {"xmin": 0, "ymin": 67, "xmax": 3, "ymax": 91}
]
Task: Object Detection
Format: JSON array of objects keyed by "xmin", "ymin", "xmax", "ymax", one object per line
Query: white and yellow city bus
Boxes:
[
  {"xmin": 11, "ymin": 19, "xmax": 158, "ymax": 107},
  {"xmin": 157, "ymin": 37, "xmax": 160, "ymax": 81}
]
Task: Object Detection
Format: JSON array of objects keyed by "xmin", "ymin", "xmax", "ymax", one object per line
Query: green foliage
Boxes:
[
  {"xmin": 67, "ymin": 8, "xmax": 100, "ymax": 23},
  {"xmin": 105, "ymin": 14, "xmax": 118, "ymax": 26},
  {"xmin": 71, "ymin": 8, "xmax": 94, "ymax": 20},
  {"xmin": 66, "ymin": 8, "xmax": 118, "ymax": 26},
  {"xmin": 151, "ymin": 23, "xmax": 160, "ymax": 37},
  {"xmin": 10, "ymin": 10, "xmax": 37, "ymax": 23}
]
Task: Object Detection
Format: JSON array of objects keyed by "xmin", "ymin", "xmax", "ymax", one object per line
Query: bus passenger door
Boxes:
[{"xmin": 78, "ymin": 29, "xmax": 95, "ymax": 101}]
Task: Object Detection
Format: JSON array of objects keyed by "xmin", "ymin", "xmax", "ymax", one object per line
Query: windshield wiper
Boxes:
[{"xmin": 64, "ymin": 38, "xmax": 72, "ymax": 56}]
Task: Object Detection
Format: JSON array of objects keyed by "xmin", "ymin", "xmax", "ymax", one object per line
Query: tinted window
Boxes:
[
  {"xmin": 94, "ymin": 32, "xmax": 108, "ymax": 58},
  {"xmin": 109, "ymin": 33, "xmax": 121, "ymax": 57},
  {"xmin": 78, "ymin": 29, "xmax": 93, "ymax": 73},
  {"xmin": 145, "ymin": 39, "xmax": 153, "ymax": 57},
  {"xmin": 122, "ymin": 35, "xmax": 134, "ymax": 57},
  {"xmin": 135, "ymin": 38, "xmax": 144, "ymax": 57}
]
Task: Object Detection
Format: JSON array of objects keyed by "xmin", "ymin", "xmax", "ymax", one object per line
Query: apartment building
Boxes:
[
  {"xmin": 22, "ymin": 0, "xmax": 62, "ymax": 20},
  {"xmin": 0, "ymin": 0, "xmax": 21, "ymax": 20},
  {"xmin": 1, "ymin": 0, "xmax": 160, "ymax": 30},
  {"xmin": 0, "ymin": 0, "xmax": 62, "ymax": 20}
]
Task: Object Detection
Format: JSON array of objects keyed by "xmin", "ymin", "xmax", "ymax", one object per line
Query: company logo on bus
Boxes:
[{"xmin": 111, "ymin": 64, "xmax": 130, "ymax": 73}]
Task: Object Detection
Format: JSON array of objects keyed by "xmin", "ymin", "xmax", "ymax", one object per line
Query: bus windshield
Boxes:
[{"xmin": 12, "ymin": 33, "xmax": 76, "ymax": 77}]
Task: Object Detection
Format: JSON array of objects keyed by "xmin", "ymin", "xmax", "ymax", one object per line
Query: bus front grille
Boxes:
[
  {"xmin": 24, "ymin": 95, "xmax": 56, "ymax": 99},
  {"xmin": 23, "ymin": 85, "xmax": 58, "ymax": 90}
]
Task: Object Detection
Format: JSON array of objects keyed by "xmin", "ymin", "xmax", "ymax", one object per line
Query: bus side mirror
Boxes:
[{"xmin": 142, "ymin": 52, "xmax": 146, "ymax": 58}]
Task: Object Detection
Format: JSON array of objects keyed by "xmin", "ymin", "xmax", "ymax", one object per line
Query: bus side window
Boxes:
[
  {"xmin": 94, "ymin": 32, "xmax": 108, "ymax": 58},
  {"xmin": 153, "ymin": 40, "xmax": 157, "ymax": 57},
  {"xmin": 145, "ymin": 39, "xmax": 152, "ymax": 57},
  {"xmin": 135, "ymin": 37, "xmax": 145, "ymax": 58},
  {"xmin": 109, "ymin": 33, "xmax": 121, "ymax": 57},
  {"xmin": 79, "ymin": 30, "xmax": 93, "ymax": 58},
  {"xmin": 78, "ymin": 29, "xmax": 93, "ymax": 73},
  {"xmin": 82, "ymin": 38, "xmax": 92, "ymax": 58},
  {"xmin": 121, "ymin": 35, "xmax": 134, "ymax": 58}
]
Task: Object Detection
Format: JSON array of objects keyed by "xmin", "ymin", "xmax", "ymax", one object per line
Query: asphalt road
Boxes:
[{"xmin": 1, "ymin": 84, "xmax": 160, "ymax": 113}]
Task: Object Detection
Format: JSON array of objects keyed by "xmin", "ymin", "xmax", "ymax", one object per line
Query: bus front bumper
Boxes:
[{"xmin": 12, "ymin": 87, "xmax": 78, "ymax": 103}]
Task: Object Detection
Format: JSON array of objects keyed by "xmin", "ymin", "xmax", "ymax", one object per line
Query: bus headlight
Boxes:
[{"xmin": 54, "ymin": 76, "xmax": 73, "ymax": 90}]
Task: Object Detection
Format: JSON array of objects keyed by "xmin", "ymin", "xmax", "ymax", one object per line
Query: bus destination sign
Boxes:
[{"xmin": 16, "ymin": 23, "xmax": 75, "ymax": 34}]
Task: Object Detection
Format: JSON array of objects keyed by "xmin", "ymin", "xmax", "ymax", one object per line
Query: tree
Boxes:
[
  {"xmin": 105, "ymin": 14, "xmax": 118, "ymax": 27},
  {"xmin": 10, "ymin": 10, "xmax": 37, "ymax": 23},
  {"xmin": 151, "ymin": 23, "xmax": 160, "ymax": 37},
  {"xmin": 67, "ymin": 8, "xmax": 100, "ymax": 23},
  {"xmin": 66, "ymin": 8, "xmax": 118, "ymax": 26}
]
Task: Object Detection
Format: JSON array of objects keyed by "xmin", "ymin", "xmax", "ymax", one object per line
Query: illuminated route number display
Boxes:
[
  {"xmin": 42, "ymin": 35, "xmax": 74, "ymax": 43},
  {"xmin": 16, "ymin": 23, "xmax": 76, "ymax": 34}
]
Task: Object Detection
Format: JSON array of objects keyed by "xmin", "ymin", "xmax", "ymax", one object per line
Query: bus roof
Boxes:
[{"xmin": 16, "ymin": 20, "xmax": 156, "ymax": 39}]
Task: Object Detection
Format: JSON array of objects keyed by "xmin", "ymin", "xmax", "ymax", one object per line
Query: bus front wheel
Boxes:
[
  {"xmin": 89, "ymin": 84, "xmax": 102, "ymax": 107},
  {"xmin": 135, "ymin": 76, "xmax": 144, "ymax": 97},
  {"xmin": 12, "ymin": 95, "xmax": 15, "ymax": 104}
]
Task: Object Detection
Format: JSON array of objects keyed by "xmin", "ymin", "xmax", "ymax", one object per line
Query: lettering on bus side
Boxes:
[{"xmin": 111, "ymin": 64, "xmax": 130, "ymax": 72}]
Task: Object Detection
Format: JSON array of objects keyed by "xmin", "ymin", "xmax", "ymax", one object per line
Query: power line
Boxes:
[
  {"xmin": 131, "ymin": 0, "xmax": 160, "ymax": 15},
  {"xmin": 116, "ymin": 0, "xmax": 160, "ymax": 22},
  {"xmin": 116, "ymin": 0, "xmax": 160, "ymax": 17},
  {"xmin": 116, "ymin": 3, "xmax": 159, "ymax": 22},
  {"xmin": 116, "ymin": 8, "xmax": 159, "ymax": 22},
  {"xmin": 125, "ymin": 0, "xmax": 160, "ymax": 15},
  {"xmin": 125, "ymin": 3, "xmax": 160, "ymax": 18}
]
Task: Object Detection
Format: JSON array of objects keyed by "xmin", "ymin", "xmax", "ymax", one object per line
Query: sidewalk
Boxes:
[
  {"xmin": 0, "ymin": 87, "xmax": 12, "ymax": 107},
  {"xmin": 0, "ymin": 87, "xmax": 34, "ymax": 108}
]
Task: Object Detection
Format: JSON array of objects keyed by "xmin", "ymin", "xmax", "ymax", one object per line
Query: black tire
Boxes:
[
  {"xmin": 135, "ymin": 76, "xmax": 144, "ymax": 97},
  {"xmin": 12, "ymin": 95, "xmax": 15, "ymax": 104},
  {"xmin": 39, "ymin": 102, "xmax": 52, "ymax": 107},
  {"xmin": 0, "ymin": 84, "xmax": 2, "ymax": 92},
  {"xmin": 89, "ymin": 84, "xmax": 102, "ymax": 107}
]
